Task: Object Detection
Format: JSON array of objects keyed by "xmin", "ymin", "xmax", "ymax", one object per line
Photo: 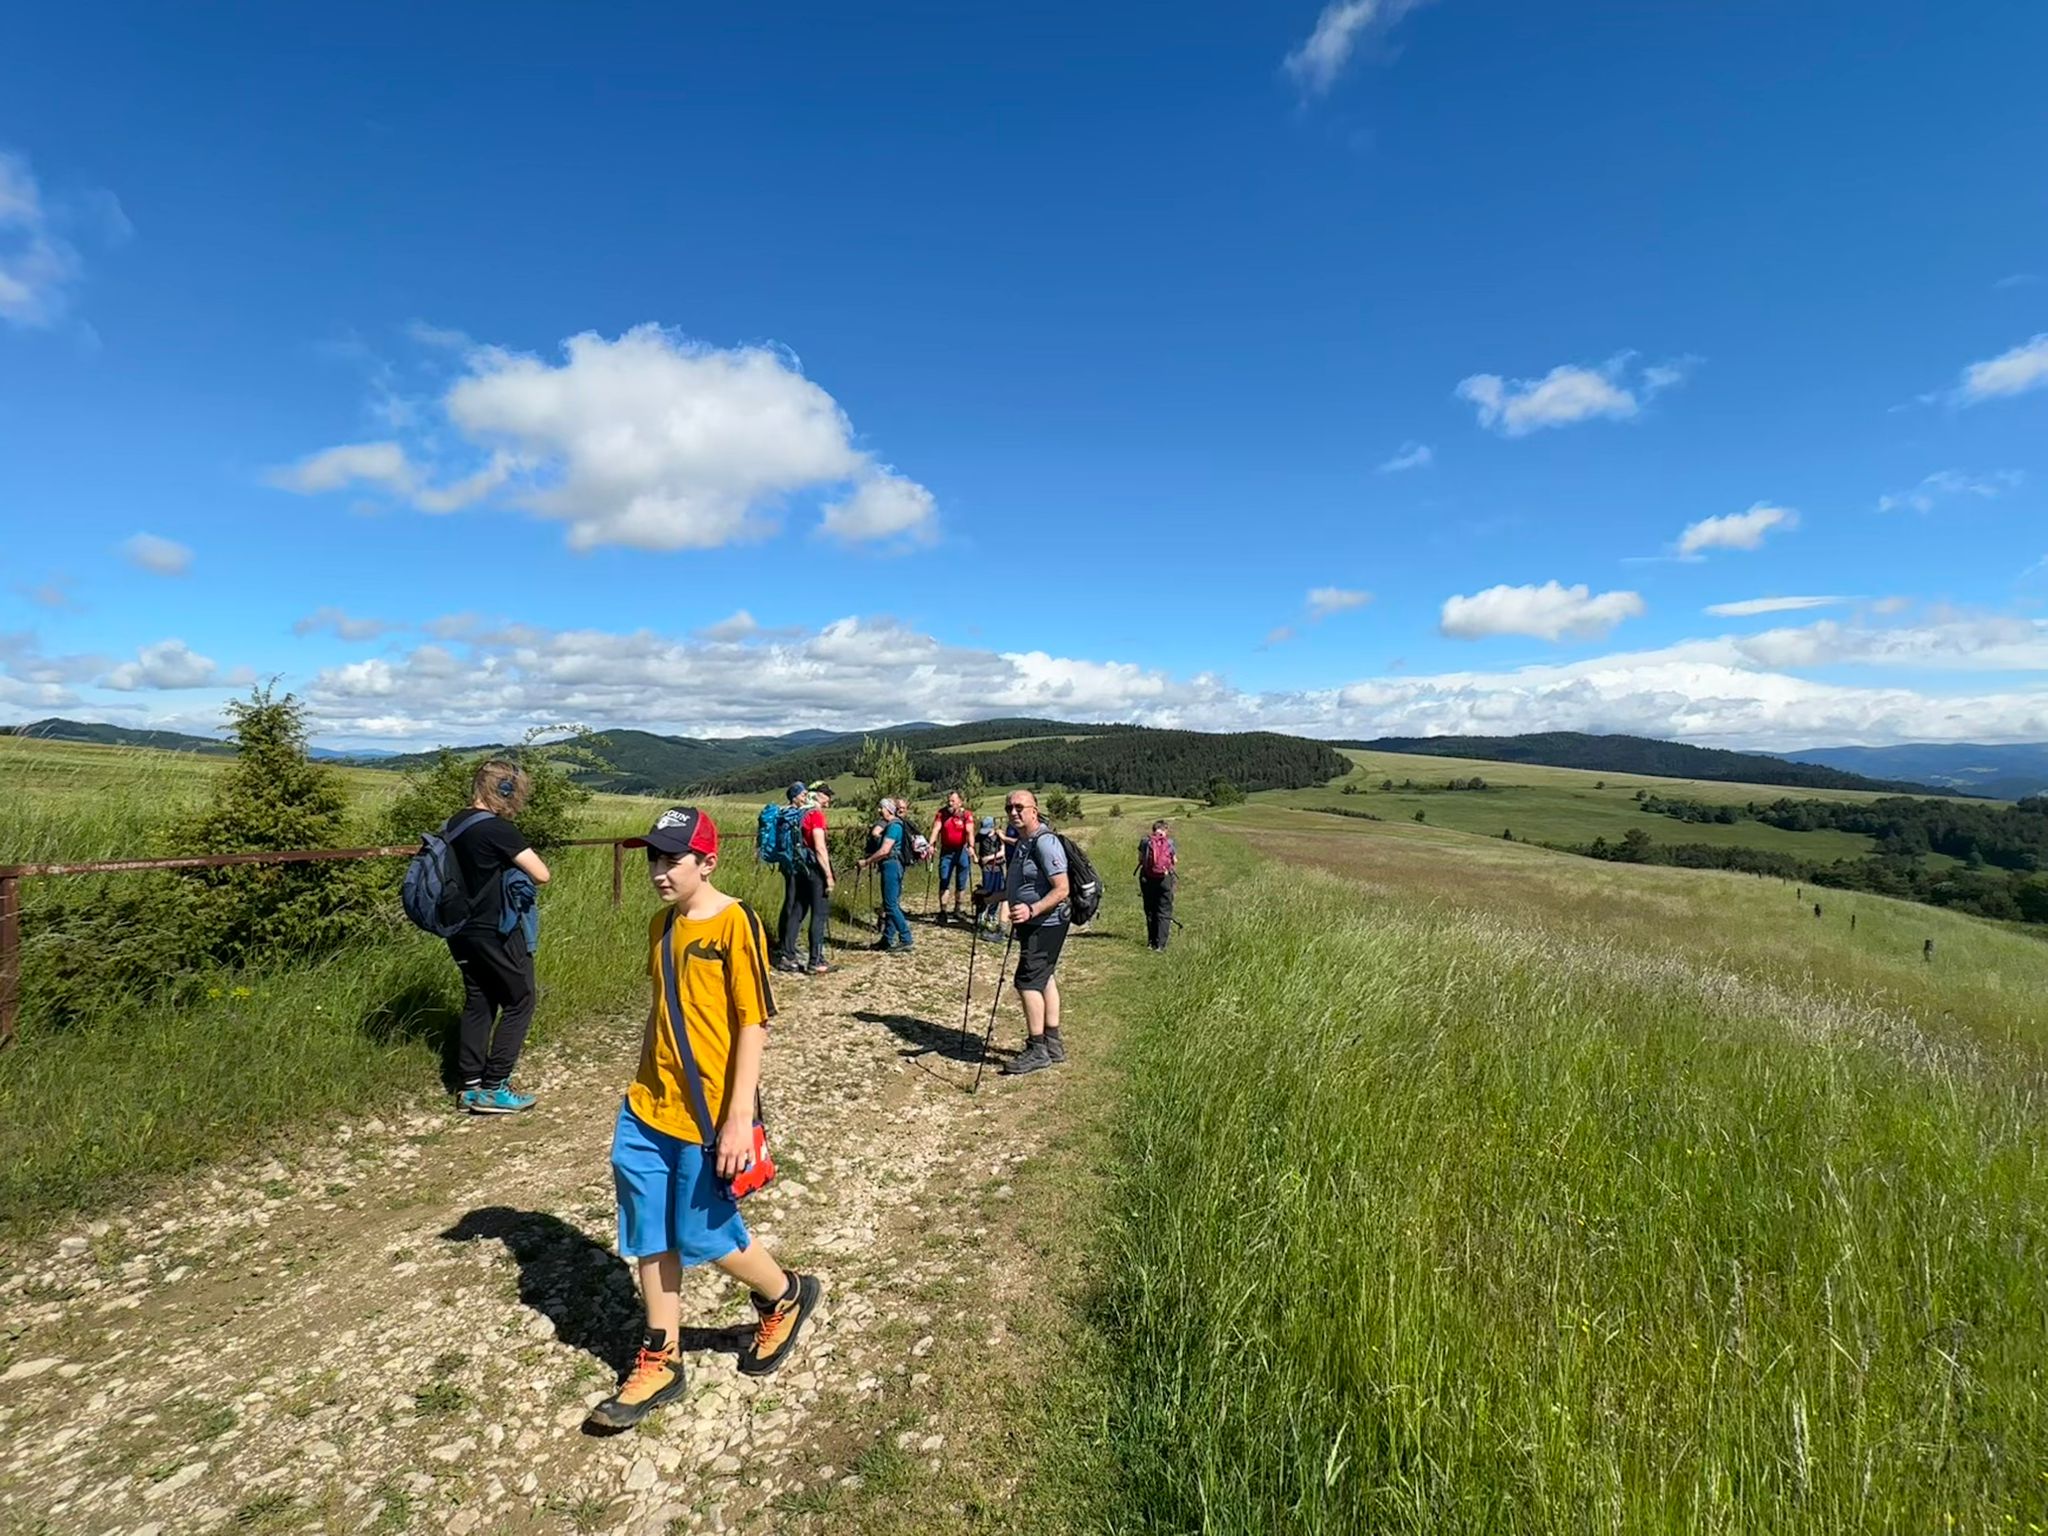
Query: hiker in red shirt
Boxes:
[{"xmin": 928, "ymin": 790, "xmax": 976, "ymax": 926}]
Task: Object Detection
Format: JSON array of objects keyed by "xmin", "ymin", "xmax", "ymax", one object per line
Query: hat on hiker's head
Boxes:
[
  {"xmin": 979, "ymin": 816, "xmax": 994, "ymax": 831},
  {"xmin": 814, "ymin": 783, "xmax": 836, "ymax": 800},
  {"xmin": 787, "ymin": 781, "xmax": 807, "ymax": 801},
  {"xmin": 625, "ymin": 805, "xmax": 718, "ymax": 859},
  {"xmin": 879, "ymin": 797, "xmax": 897, "ymax": 815}
]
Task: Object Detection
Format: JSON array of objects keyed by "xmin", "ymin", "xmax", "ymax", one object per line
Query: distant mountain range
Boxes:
[{"xmin": 1781, "ymin": 744, "xmax": 2048, "ymax": 802}]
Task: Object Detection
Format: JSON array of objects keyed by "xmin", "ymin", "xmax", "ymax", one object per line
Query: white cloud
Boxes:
[
  {"xmin": 1377, "ymin": 441, "xmax": 1432, "ymax": 473},
  {"xmin": 1456, "ymin": 354, "xmax": 1691, "ymax": 437},
  {"xmin": 1307, "ymin": 586, "xmax": 1373, "ymax": 619},
  {"xmin": 1871, "ymin": 596, "xmax": 1914, "ymax": 616},
  {"xmin": 1284, "ymin": 0, "xmax": 1432, "ymax": 97},
  {"xmin": 1677, "ymin": 503, "xmax": 1796, "ymax": 557},
  {"xmin": 1876, "ymin": 469, "xmax": 2022, "ymax": 513},
  {"xmin": 266, "ymin": 608, "xmax": 2048, "ymax": 754},
  {"xmin": 1261, "ymin": 626, "xmax": 1296, "ymax": 649},
  {"xmin": 1440, "ymin": 581, "xmax": 1645, "ymax": 641},
  {"xmin": 0, "ymin": 152, "xmax": 75, "ymax": 328},
  {"xmin": 16, "ymin": 576, "xmax": 79, "ymax": 611},
  {"xmin": 820, "ymin": 470, "xmax": 937, "ymax": 544},
  {"xmin": 1958, "ymin": 333, "xmax": 2048, "ymax": 403},
  {"xmin": 121, "ymin": 533, "xmax": 193, "ymax": 576},
  {"xmin": 274, "ymin": 324, "xmax": 935, "ymax": 551},
  {"xmin": 101, "ymin": 639, "xmax": 251, "ymax": 692},
  {"xmin": 698, "ymin": 610, "xmax": 760, "ymax": 642},
  {"xmin": 1704, "ymin": 595, "xmax": 1849, "ymax": 618},
  {"xmin": 293, "ymin": 607, "xmax": 397, "ymax": 642}
]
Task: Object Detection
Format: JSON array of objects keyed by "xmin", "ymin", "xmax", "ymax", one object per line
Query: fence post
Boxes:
[
  {"xmin": 612, "ymin": 842, "xmax": 624, "ymax": 910},
  {"xmin": 0, "ymin": 874, "xmax": 19, "ymax": 1050}
]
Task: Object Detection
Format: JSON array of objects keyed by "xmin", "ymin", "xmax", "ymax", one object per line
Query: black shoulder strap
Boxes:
[
  {"xmin": 442, "ymin": 809, "xmax": 493, "ymax": 844},
  {"xmin": 657, "ymin": 910, "xmax": 720, "ymax": 1144}
]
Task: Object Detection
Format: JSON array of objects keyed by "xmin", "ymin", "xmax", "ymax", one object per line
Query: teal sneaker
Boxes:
[{"xmin": 467, "ymin": 1084, "xmax": 536, "ymax": 1115}]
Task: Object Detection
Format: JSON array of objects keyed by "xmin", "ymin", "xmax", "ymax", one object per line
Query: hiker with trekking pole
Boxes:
[
  {"xmin": 929, "ymin": 790, "xmax": 975, "ymax": 927},
  {"xmin": 993, "ymin": 790, "xmax": 1092, "ymax": 1076},
  {"xmin": 854, "ymin": 797, "xmax": 915, "ymax": 954}
]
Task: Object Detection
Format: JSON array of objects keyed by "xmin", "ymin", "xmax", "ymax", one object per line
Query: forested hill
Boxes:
[
  {"xmin": 694, "ymin": 718, "xmax": 1114, "ymax": 792},
  {"xmin": 0, "ymin": 717, "xmax": 234, "ymax": 754},
  {"xmin": 1346, "ymin": 732, "xmax": 1942, "ymax": 795},
  {"xmin": 703, "ymin": 724, "xmax": 1348, "ymax": 799}
]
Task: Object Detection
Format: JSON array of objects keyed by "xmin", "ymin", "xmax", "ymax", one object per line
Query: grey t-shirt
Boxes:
[{"xmin": 1004, "ymin": 826, "xmax": 1069, "ymax": 927}]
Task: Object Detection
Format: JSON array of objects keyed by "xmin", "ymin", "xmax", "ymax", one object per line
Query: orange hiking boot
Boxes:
[
  {"xmin": 740, "ymin": 1273, "xmax": 822, "ymax": 1377},
  {"xmin": 585, "ymin": 1329, "xmax": 686, "ymax": 1429}
]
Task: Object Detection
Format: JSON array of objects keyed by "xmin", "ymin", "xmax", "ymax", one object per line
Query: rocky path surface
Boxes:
[{"xmin": 0, "ymin": 915, "xmax": 1098, "ymax": 1536}]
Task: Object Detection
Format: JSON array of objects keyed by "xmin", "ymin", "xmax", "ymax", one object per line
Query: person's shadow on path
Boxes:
[
  {"xmin": 440, "ymin": 1208, "xmax": 746, "ymax": 1375},
  {"xmin": 853, "ymin": 1009, "xmax": 999, "ymax": 1065}
]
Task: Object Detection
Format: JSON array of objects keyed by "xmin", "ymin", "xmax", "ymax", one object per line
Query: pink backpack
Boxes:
[{"xmin": 1142, "ymin": 830, "xmax": 1176, "ymax": 879}]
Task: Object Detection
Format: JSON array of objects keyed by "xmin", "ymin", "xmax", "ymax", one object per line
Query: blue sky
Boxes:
[{"xmin": 2, "ymin": 0, "xmax": 2045, "ymax": 749}]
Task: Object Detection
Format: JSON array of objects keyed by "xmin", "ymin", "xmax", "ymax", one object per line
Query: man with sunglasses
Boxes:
[{"xmin": 998, "ymin": 789, "xmax": 1070, "ymax": 1076}]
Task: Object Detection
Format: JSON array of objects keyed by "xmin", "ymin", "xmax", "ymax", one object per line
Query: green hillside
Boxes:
[
  {"xmin": 1348, "ymin": 730, "xmax": 1941, "ymax": 795},
  {"xmin": 694, "ymin": 718, "xmax": 1113, "ymax": 792},
  {"xmin": 0, "ymin": 717, "xmax": 233, "ymax": 755}
]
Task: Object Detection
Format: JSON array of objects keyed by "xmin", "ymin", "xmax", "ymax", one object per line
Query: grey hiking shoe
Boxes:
[
  {"xmin": 1001, "ymin": 1038, "xmax": 1053, "ymax": 1076},
  {"xmin": 1042, "ymin": 1031, "xmax": 1066, "ymax": 1064}
]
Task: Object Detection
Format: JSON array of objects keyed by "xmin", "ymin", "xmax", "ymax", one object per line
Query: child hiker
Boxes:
[{"xmin": 586, "ymin": 806, "xmax": 824, "ymax": 1431}]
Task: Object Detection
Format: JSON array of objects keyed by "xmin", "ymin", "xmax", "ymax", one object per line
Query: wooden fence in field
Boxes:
[{"xmin": 0, "ymin": 831, "xmax": 769, "ymax": 1048}]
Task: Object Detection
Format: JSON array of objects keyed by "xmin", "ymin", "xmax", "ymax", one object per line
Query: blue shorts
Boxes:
[
  {"xmin": 938, "ymin": 850, "xmax": 972, "ymax": 890},
  {"xmin": 609, "ymin": 1101, "xmax": 751, "ymax": 1264},
  {"xmin": 980, "ymin": 864, "xmax": 1005, "ymax": 893}
]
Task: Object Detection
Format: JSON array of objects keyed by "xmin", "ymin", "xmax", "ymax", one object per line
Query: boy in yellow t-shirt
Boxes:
[{"xmin": 585, "ymin": 806, "xmax": 823, "ymax": 1431}]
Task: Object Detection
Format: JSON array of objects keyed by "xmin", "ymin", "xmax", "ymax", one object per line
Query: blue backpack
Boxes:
[
  {"xmin": 757, "ymin": 802, "xmax": 787, "ymax": 868},
  {"xmin": 401, "ymin": 810, "xmax": 492, "ymax": 937}
]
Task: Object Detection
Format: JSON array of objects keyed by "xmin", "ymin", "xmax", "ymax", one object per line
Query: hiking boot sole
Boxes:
[{"xmin": 740, "ymin": 1273, "xmax": 824, "ymax": 1378}]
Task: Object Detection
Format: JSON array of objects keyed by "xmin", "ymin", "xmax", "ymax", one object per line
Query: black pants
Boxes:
[
  {"xmin": 777, "ymin": 867, "xmax": 805, "ymax": 964},
  {"xmin": 448, "ymin": 930, "xmax": 538, "ymax": 1086},
  {"xmin": 789, "ymin": 862, "xmax": 829, "ymax": 968},
  {"xmin": 1140, "ymin": 875, "xmax": 1175, "ymax": 950}
]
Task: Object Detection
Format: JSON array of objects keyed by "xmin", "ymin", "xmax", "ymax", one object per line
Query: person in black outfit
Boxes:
[
  {"xmin": 1135, "ymin": 819, "xmax": 1177, "ymax": 952},
  {"xmin": 445, "ymin": 759, "xmax": 551, "ymax": 1114}
]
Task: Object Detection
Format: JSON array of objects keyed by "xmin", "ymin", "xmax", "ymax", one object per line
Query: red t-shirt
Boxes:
[
  {"xmin": 939, "ymin": 811, "xmax": 972, "ymax": 851},
  {"xmin": 801, "ymin": 807, "xmax": 827, "ymax": 857}
]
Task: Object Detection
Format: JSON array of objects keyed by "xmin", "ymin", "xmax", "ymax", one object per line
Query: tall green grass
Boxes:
[{"xmin": 1100, "ymin": 867, "xmax": 2048, "ymax": 1532}]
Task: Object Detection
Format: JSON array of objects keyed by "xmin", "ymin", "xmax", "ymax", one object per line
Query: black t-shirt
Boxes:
[{"xmin": 447, "ymin": 811, "xmax": 531, "ymax": 938}]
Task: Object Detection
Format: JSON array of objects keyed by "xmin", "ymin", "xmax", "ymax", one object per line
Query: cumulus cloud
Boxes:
[
  {"xmin": 121, "ymin": 533, "xmax": 193, "ymax": 576},
  {"xmin": 1377, "ymin": 441, "xmax": 1433, "ymax": 473},
  {"xmin": 820, "ymin": 469, "xmax": 937, "ymax": 544},
  {"xmin": 293, "ymin": 607, "xmax": 398, "ymax": 642},
  {"xmin": 1440, "ymin": 581, "xmax": 1644, "ymax": 642},
  {"xmin": 273, "ymin": 324, "xmax": 936, "ymax": 551},
  {"xmin": 1456, "ymin": 354, "xmax": 1691, "ymax": 437},
  {"xmin": 1876, "ymin": 469, "xmax": 2022, "ymax": 513},
  {"xmin": 270, "ymin": 609, "xmax": 2048, "ymax": 753},
  {"xmin": 1704, "ymin": 595, "xmax": 1848, "ymax": 618},
  {"xmin": 1307, "ymin": 587, "xmax": 1373, "ymax": 619},
  {"xmin": 1677, "ymin": 503, "xmax": 1796, "ymax": 557},
  {"xmin": 697, "ymin": 610, "xmax": 760, "ymax": 642},
  {"xmin": 101, "ymin": 639, "xmax": 252, "ymax": 692},
  {"xmin": 1958, "ymin": 333, "xmax": 2048, "ymax": 403},
  {"xmin": 1284, "ymin": 0, "xmax": 1433, "ymax": 97}
]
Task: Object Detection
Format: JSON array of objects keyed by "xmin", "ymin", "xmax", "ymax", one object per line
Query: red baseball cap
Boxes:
[{"xmin": 624, "ymin": 805, "xmax": 718, "ymax": 858}]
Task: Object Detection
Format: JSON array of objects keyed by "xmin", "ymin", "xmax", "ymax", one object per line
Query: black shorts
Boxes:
[{"xmin": 1013, "ymin": 919, "xmax": 1067, "ymax": 993}]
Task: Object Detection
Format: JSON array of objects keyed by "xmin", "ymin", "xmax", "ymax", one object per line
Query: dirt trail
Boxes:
[{"xmin": 0, "ymin": 913, "xmax": 1104, "ymax": 1536}]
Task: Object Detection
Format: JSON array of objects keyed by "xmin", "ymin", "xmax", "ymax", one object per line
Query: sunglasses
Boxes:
[{"xmin": 1004, "ymin": 802, "xmax": 1028, "ymax": 812}]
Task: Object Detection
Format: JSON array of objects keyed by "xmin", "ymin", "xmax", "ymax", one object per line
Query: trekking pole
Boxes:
[
  {"xmin": 971, "ymin": 924, "xmax": 1017, "ymax": 1094},
  {"xmin": 956, "ymin": 916, "xmax": 981, "ymax": 1055}
]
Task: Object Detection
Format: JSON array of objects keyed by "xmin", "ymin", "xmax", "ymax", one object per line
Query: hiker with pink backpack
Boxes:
[{"xmin": 1136, "ymin": 819, "xmax": 1178, "ymax": 952}]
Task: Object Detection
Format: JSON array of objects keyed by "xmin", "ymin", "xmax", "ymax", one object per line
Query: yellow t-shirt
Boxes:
[{"xmin": 627, "ymin": 900, "xmax": 776, "ymax": 1145}]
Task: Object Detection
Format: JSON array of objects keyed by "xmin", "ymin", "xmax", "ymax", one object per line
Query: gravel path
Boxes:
[{"xmin": 0, "ymin": 915, "xmax": 1096, "ymax": 1536}]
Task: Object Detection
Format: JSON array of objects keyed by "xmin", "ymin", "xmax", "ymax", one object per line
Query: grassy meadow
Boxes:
[
  {"xmin": 0, "ymin": 737, "xmax": 796, "ymax": 1230},
  {"xmin": 1087, "ymin": 808, "xmax": 2048, "ymax": 1532},
  {"xmin": 1248, "ymin": 746, "xmax": 1954, "ymax": 865}
]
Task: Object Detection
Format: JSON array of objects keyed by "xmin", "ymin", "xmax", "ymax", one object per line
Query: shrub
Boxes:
[{"xmin": 380, "ymin": 729, "xmax": 596, "ymax": 853}]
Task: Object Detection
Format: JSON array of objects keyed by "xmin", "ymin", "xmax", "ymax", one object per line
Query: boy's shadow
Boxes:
[
  {"xmin": 440, "ymin": 1207, "xmax": 745, "ymax": 1373},
  {"xmin": 853, "ymin": 1009, "xmax": 995, "ymax": 1065}
]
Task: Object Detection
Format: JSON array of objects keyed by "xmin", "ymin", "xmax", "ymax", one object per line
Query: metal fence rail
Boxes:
[{"xmin": 0, "ymin": 832, "xmax": 764, "ymax": 1048}]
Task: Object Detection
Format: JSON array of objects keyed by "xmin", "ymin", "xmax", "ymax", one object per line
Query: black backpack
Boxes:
[
  {"xmin": 1034, "ymin": 828, "xmax": 1103, "ymax": 927},
  {"xmin": 401, "ymin": 809, "xmax": 491, "ymax": 936}
]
